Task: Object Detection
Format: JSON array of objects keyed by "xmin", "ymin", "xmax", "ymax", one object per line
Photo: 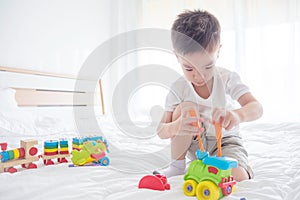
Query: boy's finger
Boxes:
[
  {"xmin": 181, "ymin": 109, "xmax": 191, "ymax": 117},
  {"xmin": 198, "ymin": 118, "xmax": 204, "ymax": 123},
  {"xmin": 184, "ymin": 125, "xmax": 199, "ymax": 132},
  {"xmin": 223, "ymin": 118, "xmax": 230, "ymax": 128},
  {"xmin": 217, "ymin": 116, "xmax": 224, "ymax": 126},
  {"xmin": 212, "ymin": 108, "xmax": 226, "ymax": 122},
  {"xmin": 213, "ymin": 112, "xmax": 225, "ymax": 124},
  {"xmin": 184, "ymin": 117, "xmax": 198, "ymax": 124},
  {"xmin": 225, "ymin": 121, "xmax": 234, "ymax": 131}
]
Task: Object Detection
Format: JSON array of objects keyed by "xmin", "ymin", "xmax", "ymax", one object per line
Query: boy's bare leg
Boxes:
[
  {"xmin": 171, "ymin": 102, "xmax": 197, "ymax": 159},
  {"xmin": 160, "ymin": 102, "xmax": 196, "ymax": 177}
]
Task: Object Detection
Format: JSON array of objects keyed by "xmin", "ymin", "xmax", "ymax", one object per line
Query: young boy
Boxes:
[{"xmin": 156, "ymin": 10, "xmax": 263, "ymax": 181}]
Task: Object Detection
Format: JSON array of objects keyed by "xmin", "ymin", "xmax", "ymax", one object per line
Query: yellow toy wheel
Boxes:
[
  {"xmin": 232, "ymin": 185, "xmax": 236, "ymax": 193},
  {"xmin": 196, "ymin": 181, "xmax": 220, "ymax": 200},
  {"xmin": 183, "ymin": 179, "xmax": 198, "ymax": 196}
]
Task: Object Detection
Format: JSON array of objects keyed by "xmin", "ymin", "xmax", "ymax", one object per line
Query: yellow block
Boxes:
[
  {"xmin": 60, "ymin": 148, "xmax": 69, "ymax": 152},
  {"xmin": 13, "ymin": 149, "xmax": 20, "ymax": 159},
  {"xmin": 44, "ymin": 148, "xmax": 58, "ymax": 153}
]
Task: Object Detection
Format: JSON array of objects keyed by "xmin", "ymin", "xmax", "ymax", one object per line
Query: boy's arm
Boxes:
[
  {"xmin": 235, "ymin": 92, "xmax": 263, "ymax": 123},
  {"xmin": 212, "ymin": 92, "xmax": 263, "ymax": 131}
]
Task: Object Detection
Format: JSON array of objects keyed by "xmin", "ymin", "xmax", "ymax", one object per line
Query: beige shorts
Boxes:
[{"xmin": 187, "ymin": 135, "xmax": 254, "ymax": 179}]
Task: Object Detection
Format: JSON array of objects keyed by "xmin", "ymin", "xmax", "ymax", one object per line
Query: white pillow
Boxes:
[
  {"xmin": 0, "ymin": 87, "xmax": 18, "ymax": 111},
  {"xmin": 0, "ymin": 108, "xmax": 76, "ymax": 135}
]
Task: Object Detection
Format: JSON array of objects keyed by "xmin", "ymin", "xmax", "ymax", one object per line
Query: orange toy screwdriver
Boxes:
[
  {"xmin": 189, "ymin": 110, "xmax": 205, "ymax": 152},
  {"xmin": 214, "ymin": 118, "xmax": 223, "ymax": 157}
]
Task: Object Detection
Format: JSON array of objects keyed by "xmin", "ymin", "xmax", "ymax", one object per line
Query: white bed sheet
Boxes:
[{"xmin": 1, "ymin": 118, "xmax": 300, "ymax": 200}]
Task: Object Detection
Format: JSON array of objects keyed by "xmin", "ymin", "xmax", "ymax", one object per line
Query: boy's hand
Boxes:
[
  {"xmin": 172, "ymin": 108, "xmax": 204, "ymax": 137},
  {"xmin": 211, "ymin": 108, "xmax": 240, "ymax": 131}
]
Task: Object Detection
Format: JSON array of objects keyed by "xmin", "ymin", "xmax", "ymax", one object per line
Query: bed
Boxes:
[{"xmin": 1, "ymin": 67, "xmax": 300, "ymax": 200}]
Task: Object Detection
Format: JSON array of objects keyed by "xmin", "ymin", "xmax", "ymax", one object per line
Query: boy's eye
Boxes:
[
  {"xmin": 185, "ymin": 68, "xmax": 193, "ymax": 71},
  {"xmin": 205, "ymin": 64, "xmax": 215, "ymax": 70}
]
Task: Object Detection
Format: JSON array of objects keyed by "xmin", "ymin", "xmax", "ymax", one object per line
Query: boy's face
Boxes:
[{"xmin": 176, "ymin": 47, "xmax": 220, "ymax": 87}]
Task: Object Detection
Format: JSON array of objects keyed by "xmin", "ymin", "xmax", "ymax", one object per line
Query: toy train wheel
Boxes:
[
  {"xmin": 99, "ymin": 157, "xmax": 110, "ymax": 166},
  {"xmin": 196, "ymin": 181, "xmax": 220, "ymax": 200},
  {"xmin": 224, "ymin": 185, "xmax": 232, "ymax": 195},
  {"xmin": 183, "ymin": 179, "xmax": 197, "ymax": 196}
]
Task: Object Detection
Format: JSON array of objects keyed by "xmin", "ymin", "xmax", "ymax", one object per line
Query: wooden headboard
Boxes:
[{"xmin": 0, "ymin": 66, "xmax": 105, "ymax": 114}]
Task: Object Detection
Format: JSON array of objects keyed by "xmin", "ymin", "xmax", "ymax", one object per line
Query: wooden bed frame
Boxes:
[{"xmin": 0, "ymin": 66, "xmax": 105, "ymax": 114}]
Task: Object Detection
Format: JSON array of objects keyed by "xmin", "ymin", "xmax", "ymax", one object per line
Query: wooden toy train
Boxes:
[{"xmin": 0, "ymin": 136, "xmax": 109, "ymax": 173}]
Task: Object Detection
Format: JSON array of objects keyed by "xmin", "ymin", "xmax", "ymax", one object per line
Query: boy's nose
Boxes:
[{"xmin": 194, "ymin": 71, "xmax": 204, "ymax": 80}]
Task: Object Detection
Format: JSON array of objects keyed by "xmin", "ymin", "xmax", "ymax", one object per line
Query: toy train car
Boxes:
[
  {"xmin": 0, "ymin": 140, "xmax": 39, "ymax": 173},
  {"xmin": 71, "ymin": 136, "xmax": 110, "ymax": 166},
  {"xmin": 40, "ymin": 140, "xmax": 70, "ymax": 165},
  {"xmin": 183, "ymin": 150, "xmax": 238, "ymax": 200}
]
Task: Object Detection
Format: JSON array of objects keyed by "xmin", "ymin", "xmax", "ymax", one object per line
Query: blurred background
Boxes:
[{"xmin": 0, "ymin": 0, "xmax": 299, "ymax": 123}]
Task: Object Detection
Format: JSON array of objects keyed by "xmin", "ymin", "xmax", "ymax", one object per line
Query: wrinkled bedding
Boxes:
[{"xmin": 1, "ymin": 115, "xmax": 300, "ymax": 200}]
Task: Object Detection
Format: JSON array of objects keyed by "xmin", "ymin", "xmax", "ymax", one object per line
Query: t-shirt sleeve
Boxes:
[
  {"xmin": 164, "ymin": 84, "xmax": 182, "ymax": 112},
  {"xmin": 226, "ymin": 72, "xmax": 250, "ymax": 100}
]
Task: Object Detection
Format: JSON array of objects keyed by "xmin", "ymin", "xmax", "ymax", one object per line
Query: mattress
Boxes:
[{"xmin": 1, "ymin": 111, "xmax": 300, "ymax": 200}]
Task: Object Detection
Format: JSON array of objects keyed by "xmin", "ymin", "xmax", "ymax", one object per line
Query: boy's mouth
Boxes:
[{"xmin": 194, "ymin": 80, "xmax": 206, "ymax": 86}]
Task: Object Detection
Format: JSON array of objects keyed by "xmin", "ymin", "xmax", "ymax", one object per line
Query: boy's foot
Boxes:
[{"xmin": 153, "ymin": 159, "xmax": 186, "ymax": 178}]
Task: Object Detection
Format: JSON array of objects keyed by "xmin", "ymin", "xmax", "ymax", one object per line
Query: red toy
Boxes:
[{"xmin": 138, "ymin": 174, "xmax": 170, "ymax": 191}]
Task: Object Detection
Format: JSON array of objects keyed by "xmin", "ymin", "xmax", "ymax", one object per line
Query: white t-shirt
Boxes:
[{"xmin": 164, "ymin": 67, "xmax": 250, "ymax": 137}]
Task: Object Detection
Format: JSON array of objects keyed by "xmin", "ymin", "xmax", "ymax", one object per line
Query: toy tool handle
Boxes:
[
  {"xmin": 214, "ymin": 119, "xmax": 223, "ymax": 157},
  {"xmin": 189, "ymin": 110, "xmax": 205, "ymax": 152}
]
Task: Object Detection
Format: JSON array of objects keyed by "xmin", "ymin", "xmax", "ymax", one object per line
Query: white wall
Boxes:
[
  {"xmin": 0, "ymin": 0, "xmax": 142, "ymax": 119},
  {"xmin": 0, "ymin": 0, "xmax": 111, "ymax": 75}
]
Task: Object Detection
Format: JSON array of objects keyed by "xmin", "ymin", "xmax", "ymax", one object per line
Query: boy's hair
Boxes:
[{"xmin": 171, "ymin": 10, "xmax": 221, "ymax": 55}]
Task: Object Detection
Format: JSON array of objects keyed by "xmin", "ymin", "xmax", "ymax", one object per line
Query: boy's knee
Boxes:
[
  {"xmin": 173, "ymin": 102, "xmax": 198, "ymax": 119},
  {"xmin": 179, "ymin": 101, "xmax": 198, "ymax": 108},
  {"xmin": 232, "ymin": 166, "xmax": 250, "ymax": 182}
]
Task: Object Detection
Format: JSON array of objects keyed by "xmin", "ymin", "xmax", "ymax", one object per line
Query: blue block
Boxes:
[
  {"xmin": 203, "ymin": 156, "xmax": 238, "ymax": 170},
  {"xmin": 196, "ymin": 150, "xmax": 208, "ymax": 160}
]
